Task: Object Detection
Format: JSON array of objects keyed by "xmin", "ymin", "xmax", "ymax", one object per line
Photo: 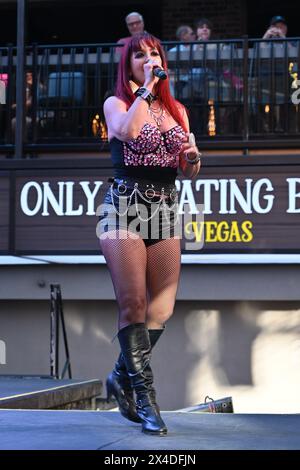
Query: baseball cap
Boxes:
[{"xmin": 270, "ymin": 15, "xmax": 287, "ymax": 26}]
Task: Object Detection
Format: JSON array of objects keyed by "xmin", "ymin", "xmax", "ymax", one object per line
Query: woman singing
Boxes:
[{"xmin": 97, "ymin": 32, "xmax": 201, "ymax": 435}]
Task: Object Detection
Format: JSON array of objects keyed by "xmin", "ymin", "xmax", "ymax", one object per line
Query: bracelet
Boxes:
[
  {"xmin": 185, "ymin": 152, "xmax": 202, "ymax": 165},
  {"xmin": 135, "ymin": 87, "xmax": 156, "ymax": 106}
]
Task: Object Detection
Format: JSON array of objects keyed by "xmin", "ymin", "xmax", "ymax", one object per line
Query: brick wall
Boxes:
[{"xmin": 162, "ymin": 0, "xmax": 247, "ymax": 40}]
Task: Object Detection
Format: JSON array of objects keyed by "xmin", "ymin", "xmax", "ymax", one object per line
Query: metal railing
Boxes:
[{"xmin": 1, "ymin": 37, "xmax": 300, "ymax": 155}]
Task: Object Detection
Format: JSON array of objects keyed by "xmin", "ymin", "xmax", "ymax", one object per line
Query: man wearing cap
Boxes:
[{"xmin": 263, "ymin": 16, "xmax": 287, "ymax": 39}]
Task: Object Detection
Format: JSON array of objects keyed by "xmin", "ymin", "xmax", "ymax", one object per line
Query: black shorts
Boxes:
[{"xmin": 96, "ymin": 179, "xmax": 180, "ymax": 247}]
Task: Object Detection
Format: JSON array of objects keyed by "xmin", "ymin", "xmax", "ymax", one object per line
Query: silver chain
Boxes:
[
  {"xmin": 109, "ymin": 183, "xmax": 178, "ymax": 223},
  {"xmin": 147, "ymin": 106, "xmax": 166, "ymax": 127}
]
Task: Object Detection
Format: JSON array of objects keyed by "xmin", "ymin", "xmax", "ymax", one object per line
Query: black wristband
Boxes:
[{"xmin": 135, "ymin": 87, "xmax": 156, "ymax": 106}]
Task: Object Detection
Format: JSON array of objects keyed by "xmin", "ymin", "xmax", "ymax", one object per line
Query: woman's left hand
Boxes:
[
  {"xmin": 179, "ymin": 135, "xmax": 200, "ymax": 163},
  {"xmin": 181, "ymin": 144, "xmax": 200, "ymax": 162}
]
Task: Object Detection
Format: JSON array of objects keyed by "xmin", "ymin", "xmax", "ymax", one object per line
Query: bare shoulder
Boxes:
[
  {"xmin": 179, "ymin": 102, "xmax": 188, "ymax": 117},
  {"xmin": 175, "ymin": 100, "xmax": 187, "ymax": 116},
  {"xmin": 104, "ymin": 96, "xmax": 127, "ymax": 112},
  {"xmin": 176, "ymin": 102, "xmax": 189, "ymax": 130}
]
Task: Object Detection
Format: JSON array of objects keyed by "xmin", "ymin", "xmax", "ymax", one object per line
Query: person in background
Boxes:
[
  {"xmin": 117, "ymin": 12, "xmax": 146, "ymax": 46},
  {"xmin": 195, "ymin": 18, "xmax": 213, "ymax": 43},
  {"xmin": 191, "ymin": 18, "xmax": 217, "ymax": 134},
  {"xmin": 169, "ymin": 25, "xmax": 196, "ymax": 98},
  {"xmin": 260, "ymin": 16, "xmax": 289, "ymax": 132},
  {"xmin": 11, "ymin": 72, "xmax": 33, "ymax": 138},
  {"xmin": 263, "ymin": 15, "xmax": 287, "ymax": 39},
  {"xmin": 0, "ymin": 74, "xmax": 7, "ymax": 104},
  {"xmin": 170, "ymin": 25, "xmax": 195, "ymax": 48},
  {"xmin": 0, "ymin": 74, "xmax": 8, "ymax": 140}
]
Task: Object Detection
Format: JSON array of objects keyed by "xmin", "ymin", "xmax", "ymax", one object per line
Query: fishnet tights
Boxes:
[{"xmin": 100, "ymin": 230, "xmax": 181, "ymax": 330}]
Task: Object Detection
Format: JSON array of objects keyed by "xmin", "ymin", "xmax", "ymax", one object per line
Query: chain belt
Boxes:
[
  {"xmin": 111, "ymin": 178, "xmax": 177, "ymax": 201},
  {"xmin": 107, "ymin": 178, "xmax": 178, "ymax": 222}
]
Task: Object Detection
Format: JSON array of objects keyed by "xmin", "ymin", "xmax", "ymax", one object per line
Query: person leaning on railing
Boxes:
[
  {"xmin": 192, "ymin": 17, "xmax": 215, "ymax": 100},
  {"xmin": 168, "ymin": 25, "xmax": 196, "ymax": 99},
  {"xmin": 11, "ymin": 72, "xmax": 46, "ymax": 141},
  {"xmin": 259, "ymin": 15, "xmax": 292, "ymax": 133},
  {"xmin": 117, "ymin": 11, "xmax": 146, "ymax": 46},
  {"xmin": 190, "ymin": 18, "xmax": 220, "ymax": 134},
  {"xmin": 11, "ymin": 72, "xmax": 33, "ymax": 139},
  {"xmin": 262, "ymin": 15, "xmax": 288, "ymax": 40}
]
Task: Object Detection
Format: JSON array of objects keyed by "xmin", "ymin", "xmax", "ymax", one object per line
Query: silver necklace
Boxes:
[{"xmin": 147, "ymin": 105, "xmax": 166, "ymax": 127}]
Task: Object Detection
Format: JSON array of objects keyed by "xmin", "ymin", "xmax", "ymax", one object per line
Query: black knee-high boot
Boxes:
[
  {"xmin": 106, "ymin": 354, "xmax": 141, "ymax": 423},
  {"xmin": 118, "ymin": 323, "xmax": 167, "ymax": 435},
  {"xmin": 106, "ymin": 327, "xmax": 165, "ymax": 423}
]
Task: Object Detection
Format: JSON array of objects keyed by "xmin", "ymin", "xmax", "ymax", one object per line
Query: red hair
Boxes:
[{"xmin": 115, "ymin": 33, "xmax": 188, "ymax": 132}]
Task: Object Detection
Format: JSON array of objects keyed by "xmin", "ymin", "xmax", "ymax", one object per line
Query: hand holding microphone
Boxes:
[
  {"xmin": 153, "ymin": 66, "xmax": 168, "ymax": 80},
  {"xmin": 144, "ymin": 59, "xmax": 168, "ymax": 83}
]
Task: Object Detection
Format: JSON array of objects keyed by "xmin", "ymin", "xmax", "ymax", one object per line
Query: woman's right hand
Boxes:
[{"xmin": 143, "ymin": 59, "xmax": 160, "ymax": 89}]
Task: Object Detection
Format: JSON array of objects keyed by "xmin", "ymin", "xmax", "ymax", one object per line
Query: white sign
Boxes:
[
  {"xmin": 0, "ymin": 340, "xmax": 6, "ymax": 365},
  {"xmin": 19, "ymin": 177, "xmax": 300, "ymax": 217},
  {"xmin": 0, "ymin": 80, "xmax": 6, "ymax": 104}
]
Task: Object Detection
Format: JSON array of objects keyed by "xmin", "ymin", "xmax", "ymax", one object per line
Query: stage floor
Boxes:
[{"xmin": 0, "ymin": 409, "xmax": 299, "ymax": 450}]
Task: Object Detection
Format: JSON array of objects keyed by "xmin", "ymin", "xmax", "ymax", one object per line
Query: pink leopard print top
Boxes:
[
  {"xmin": 109, "ymin": 122, "xmax": 185, "ymax": 182},
  {"xmin": 123, "ymin": 123, "xmax": 185, "ymax": 168}
]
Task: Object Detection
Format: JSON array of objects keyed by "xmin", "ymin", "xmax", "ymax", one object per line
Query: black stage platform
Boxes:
[
  {"xmin": 0, "ymin": 376, "xmax": 102, "ymax": 410},
  {"xmin": 0, "ymin": 377, "xmax": 299, "ymax": 450},
  {"xmin": 0, "ymin": 409, "xmax": 299, "ymax": 450}
]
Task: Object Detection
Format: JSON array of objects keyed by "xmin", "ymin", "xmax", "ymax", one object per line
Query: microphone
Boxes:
[{"xmin": 153, "ymin": 66, "xmax": 168, "ymax": 80}]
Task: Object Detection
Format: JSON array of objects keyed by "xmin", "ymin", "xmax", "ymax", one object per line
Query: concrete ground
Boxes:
[{"xmin": 0, "ymin": 409, "xmax": 299, "ymax": 450}]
